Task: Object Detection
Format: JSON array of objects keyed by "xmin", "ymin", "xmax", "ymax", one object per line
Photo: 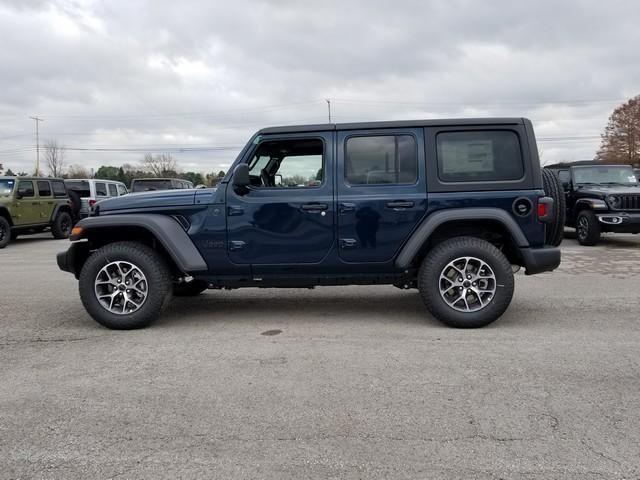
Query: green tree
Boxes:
[
  {"xmin": 5, "ymin": 168, "xmax": 14, "ymax": 176},
  {"xmin": 180, "ymin": 171, "xmax": 204, "ymax": 185},
  {"xmin": 95, "ymin": 166, "xmax": 121, "ymax": 181},
  {"xmin": 596, "ymin": 94, "xmax": 640, "ymax": 166}
]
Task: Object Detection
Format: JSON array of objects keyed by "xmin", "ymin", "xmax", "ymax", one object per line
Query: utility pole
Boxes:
[
  {"xmin": 29, "ymin": 116, "xmax": 44, "ymax": 176},
  {"xmin": 325, "ymin": 98, "xmax": 331, "ymax": 123}
]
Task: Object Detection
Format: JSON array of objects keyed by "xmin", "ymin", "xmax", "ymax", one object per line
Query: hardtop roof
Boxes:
[{"xmin": 257, "ymin": 117, "xmax": 526, "ymax": 135}]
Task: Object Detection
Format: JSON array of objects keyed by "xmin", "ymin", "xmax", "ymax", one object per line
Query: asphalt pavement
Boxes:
[{"xmin": 1, "ymin": 232, "xmax": 639, "ymax": 479}]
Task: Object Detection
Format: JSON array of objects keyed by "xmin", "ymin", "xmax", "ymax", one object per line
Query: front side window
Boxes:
[
  {"xmin": 345, "ymin": 135, "xmax": 417, "ymax": 185},
  {"xmin": 95, "ymin": 182, "xmax": 107, "ymax": 196},
  {"xmin": 248, "ymin": 138, "xmax": 324, "ymax": 188},
  {"xmin": 37, "ymin": 181, "xmax": 52, "ymax": 197},
  {"xmin": 436, "ymin": 130, "xmax": 524, "ymax": 182},
  {"xmin": 117, "ymin": 184, "xmax": 128, "ymax": 195},
  {"xmin": 17, "ymin": 180, "xmax": 34, "ymax": 197}
]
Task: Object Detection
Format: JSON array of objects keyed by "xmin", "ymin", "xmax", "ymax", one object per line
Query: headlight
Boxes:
[{"xmin": 606, "ymin": 195, "xmax": 620, "ymax": 207}]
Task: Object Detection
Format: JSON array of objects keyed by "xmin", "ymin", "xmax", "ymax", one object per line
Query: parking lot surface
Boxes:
[{"xmin": 1, "ymin": 233, "xmax": 640, "ymax": 479}]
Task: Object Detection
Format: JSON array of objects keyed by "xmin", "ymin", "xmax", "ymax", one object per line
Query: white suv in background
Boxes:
[{"xmin": 64, "ymin": 179, "xmax": 128, "ymax": 219}]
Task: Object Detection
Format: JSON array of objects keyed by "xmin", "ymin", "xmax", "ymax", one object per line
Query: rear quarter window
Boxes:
[
  {"xmin": 51, "ymin": 180, "xmax": 67, "ymax": 197},
  {"xmin": 436, "ymin": 130, "xmax": 524, "ymax": 182}
]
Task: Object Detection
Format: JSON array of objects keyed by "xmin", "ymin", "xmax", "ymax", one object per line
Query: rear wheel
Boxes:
[
  {"xmin": 0, "ymin": 217, "xmax": 10, "ymax": 249},
  {"xmin": 576, "ymin": 210, "xmax": 600, "ymax": 246},
  {"xmin": 541, "ymin": 169, "xmax": 566, "ymax": 246},
  {"xmin": 79, "ymin": 242, "xmax": 172, "ymax": 329},
  {"xmin": 418, "ymin": 237, "xmax": 514, "ymax": 328},
  {"xmin": 51, "ymin": 211, "xmax": 72, "ymax": 239}
]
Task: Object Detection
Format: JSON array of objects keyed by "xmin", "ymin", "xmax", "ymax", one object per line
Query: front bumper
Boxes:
[
  {"xmin": 57, "ymin": 242, "xmax": 90, "ymax": 278},
  {"xmin": 519, "ymin": 246, "xmax": 561, "ymax": 275},
  {"xmin": 597, "ymin": 212, "xmax": 640, "ymax": 233}
]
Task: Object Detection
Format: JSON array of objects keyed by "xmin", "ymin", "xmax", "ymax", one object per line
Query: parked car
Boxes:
[
  {"xmin": 634, "ymin": 168, "xmax": 640, "ymax": 182},
  {"xmin": 546, "ymin": 164, "xmax": 640, "ymax": 245},
  {"xmin": 130, "ymin": 178, "xmax": 193, "ymax": 193},
  {"xmin": 58, "ymin": 118, "xmax": 563, "ymax": 330},
  {"xmin": 0, "ymin": 176, "xmax": 73, "ymax": 248},
  {"xmin": 64, "ymin": 179, "xmax": 128, "ymax": 220}
]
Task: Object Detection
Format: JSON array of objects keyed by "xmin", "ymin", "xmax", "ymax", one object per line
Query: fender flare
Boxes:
[
  {"xmin": 74, "ymin": 214, "xmax": 208, "ymax": 272},
  {"xmin": 50, "ymin": 202, "xmax": 71, "ymax": 222},
  {"xmin": 574, "ymin": 198, "xmax": 607, "ymax": 213},
  {"xmin": 0, "ymin": 206, "xmax": 12, "ymax": 226},
  {"xmin": 394, "ymin": 208, "xmax": 529, "ymax": 269}
]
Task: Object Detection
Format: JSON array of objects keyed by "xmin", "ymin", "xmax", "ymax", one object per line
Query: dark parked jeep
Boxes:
[
  {"xmin": 547, "ymin": 163, "xmax": 640, "ymax": 245},
  {"xmin": 58, "ymin": 118, "xmax": 563, "ymax": 329}
]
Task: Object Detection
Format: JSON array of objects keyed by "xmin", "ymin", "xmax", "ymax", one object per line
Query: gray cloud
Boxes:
[{"xmin": 1, "ymin": 0, "xmax": 639, "ymax": 174}]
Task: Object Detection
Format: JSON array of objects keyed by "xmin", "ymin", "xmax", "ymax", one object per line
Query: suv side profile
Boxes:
[
  {"xmin": 58, "ymin": 118, "xmax": 563, "ymax": 329},
  {"xmin": 0, "ymin": 176, "xmax": 73, "ymax": 248},
  {"xmin": 547, "ymin": 163, "xmax": 640, "ymax": 245}
]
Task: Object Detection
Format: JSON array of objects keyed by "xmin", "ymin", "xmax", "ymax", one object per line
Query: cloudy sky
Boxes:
[{"xmin": 0, "ymin": 0, "xmax": 638, "ymax": 176}]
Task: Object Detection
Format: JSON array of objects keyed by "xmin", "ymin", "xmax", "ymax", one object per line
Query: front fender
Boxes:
[{"xmin": 71, "ymin": 214, "xmax": 208, "ymax": 273}]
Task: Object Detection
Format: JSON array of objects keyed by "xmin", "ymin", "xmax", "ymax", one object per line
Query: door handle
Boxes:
[
  {"xmin": 301, "ymin": 203, "xmax": 328, "ymax": 212},
  {"xmin": 229, "ymin": 240, "xmax": 246, "ymax": 251},
  {"xmin": 386, "ymin": 200, "xmax": 414, "ymax": 209},
  {"xmin": 339, "ymin": 202, "xmax": 356, "ymax": 214},
  {"xmin": 340, "ymin": 238, "xmax": 357, "ymax": 249}
]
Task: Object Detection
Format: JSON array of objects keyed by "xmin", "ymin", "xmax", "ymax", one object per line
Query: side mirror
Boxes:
[
  {"xmin": 15, "ymin": 192, "xmax": 23, "ymax": 200},
  {"xmin": 232, "ymin": 163, "xmax": 250, "ymax": 192}
]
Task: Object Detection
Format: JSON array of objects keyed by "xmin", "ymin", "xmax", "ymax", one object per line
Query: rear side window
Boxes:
[
  {"xmin": 108, "ymin": 184, "xmax": 118, "ymax": 196},
  {"xmin": 345, "ymin": 135, "xmax": 417, "ymax": 185},
  {"xmin": 51, "ymin": 180, "xmax": 66, "ymax": 197},
  {"xmin": 95, "ymin": 182, "xmax": 107, "ymax": 197},
  {"xmin": 436, "ymin": 130, "xmax": 524, "ymax": 182},
  {"xmin": 37, "ymin": 181, "xmax": 52, "ymax": 197}
]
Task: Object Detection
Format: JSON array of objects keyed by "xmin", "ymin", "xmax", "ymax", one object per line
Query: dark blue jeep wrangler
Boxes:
[{"xmin": 57, "ymin": 118, "xmax": 563, "ymax": 329}]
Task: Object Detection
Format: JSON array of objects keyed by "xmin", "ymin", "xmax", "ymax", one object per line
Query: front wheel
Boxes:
[
  {"xmin": 576, "ymin": 210, "xmax": 600, "ymax": 246},
  {"xmin": 79, "ymin": 242, "xmax": 172, "ymax": 329},
  {"xmin": 0, "ymin": 217, "xmax": 10, "ymax": 249},
  {"xmin": 418, "ymin": 237, "xmax": 514, "ymax": 328}
]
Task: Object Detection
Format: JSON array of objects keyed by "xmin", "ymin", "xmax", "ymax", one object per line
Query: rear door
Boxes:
[
  {"xmin": 336, "ymin": 128, "xmax": 427, "ymax": 263},
  {"xmin": 36, "ymin": 180, "xmax": 55, "ymax": 222}
]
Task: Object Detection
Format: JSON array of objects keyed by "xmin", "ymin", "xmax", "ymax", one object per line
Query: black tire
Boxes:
[
  {"xmin": 541, "ymin": 169, "xmax": 566, "ymax": 246},
  {"xmin": 173, "ymin": 280, "xmax": 208, "ymax": 297},
  {"xmin": 51, "ymin": 211, "xmax": 72, "ymax": 239},
  {"xmin": 0, "ymin": 217, "xmax": 10, "ymax": 249},
  {"xmin": 576, "ymin": 210, "xmax": 600, "ymax": 246},
  {"xmin": 418, "ymin": 236, "xmax": 514, "ymax": 328},
  {"xmin": 78, "ymin": 242, "xmax": 172, "ymax": 329}
]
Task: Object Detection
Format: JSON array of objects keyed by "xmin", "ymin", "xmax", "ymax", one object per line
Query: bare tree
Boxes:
[
  {"xmin": 596, "ymin": 95, "xmax": 640, "ymax": 166},
  {"xmin": 142, "ymin": 153, "xmax": 177, "ymax": 177},
  {"xmin": 44, "ymin": 140, "xmax": 66, "ymax": 177},
  {"xmin": 66, "ymin": 164, "xmax": 90, "ymax": 179}
]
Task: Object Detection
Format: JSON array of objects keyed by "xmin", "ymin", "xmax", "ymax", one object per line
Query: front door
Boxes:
[
  {"xmin": 226, "ymin": 132, "xmax": 335, "ymax": 268},
  {"xmin": 13, "ymin": 180, "xmax": 40, "ymax": 225},
  {"xmin": 336, "ymin": 128, "xmax": 427, "ymax": 263}
]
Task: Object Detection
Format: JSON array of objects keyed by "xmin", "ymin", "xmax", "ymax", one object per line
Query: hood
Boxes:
[
  {"xmin": 96, "ymin": 188, "xmax": 200, "ymax": 212},
  {"xmin": 576, "ymin": 185, "xmax": 640, "ymax": 197}
]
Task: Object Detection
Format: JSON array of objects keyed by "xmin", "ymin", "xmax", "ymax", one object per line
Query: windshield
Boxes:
[
  {"xmin": 65, "ymin": 180, "xmax": 91, "ymax": 197},
  {"xmin": 132, "ymin": 180, "xmax": 173, "ymax": 192},
  {"xmin": 0, "ymin": 179, "xmax": 16, "ymax": 196},
  {"xmin": 573, "ymin": 166, "xmax": 638, "ymax": 186}
]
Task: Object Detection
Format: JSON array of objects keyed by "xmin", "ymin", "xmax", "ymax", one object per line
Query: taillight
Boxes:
[
  {"xmin": 537, "ymin": 202, "xmax": 547, "ymax": 218},
  {"xmin": 89, "ymin": 199, "xmax": 96, "ymax": 208}
]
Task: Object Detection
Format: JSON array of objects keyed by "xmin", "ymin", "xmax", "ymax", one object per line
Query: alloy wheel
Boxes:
[
  {"xmin": 94, "ymin": 261, "xmax": 148, "ymax": 314},
  {"xmin": 439, "ymin": 256, "xmax": 497, "ymax": 312}
]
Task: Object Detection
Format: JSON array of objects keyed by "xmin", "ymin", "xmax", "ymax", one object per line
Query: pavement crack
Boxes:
[{"xmin": 580, "ymin": 439, "xmax": 621, "ymax": 466}]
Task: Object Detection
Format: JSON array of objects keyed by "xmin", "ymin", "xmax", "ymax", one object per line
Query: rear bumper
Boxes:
[{"xmin": 519, "ymin": 246, "xmax": 561, "ymax": 275}]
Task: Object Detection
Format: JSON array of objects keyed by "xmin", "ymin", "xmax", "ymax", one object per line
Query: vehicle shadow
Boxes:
[{"xmin": 159, "ymin": 288, "xmax": 445, "ymax": 329}]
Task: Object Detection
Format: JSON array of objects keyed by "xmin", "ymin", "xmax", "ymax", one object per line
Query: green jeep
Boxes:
[{"xmin": 0, "ymin": 176, "xmax": 73, "ymax": 248}]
